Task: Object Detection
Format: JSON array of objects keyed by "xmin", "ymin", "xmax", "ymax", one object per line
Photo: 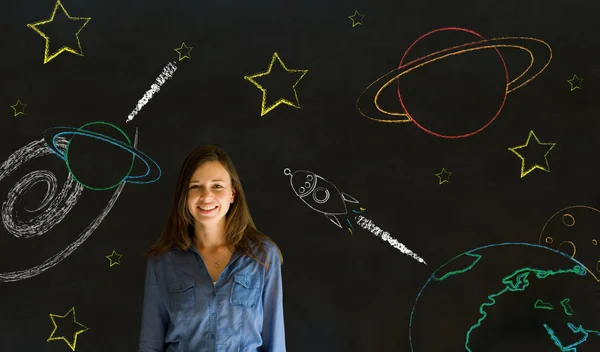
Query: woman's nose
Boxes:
[{"xmin": 198, "ymin": 189, "xmax": 214, "ymax": 199}]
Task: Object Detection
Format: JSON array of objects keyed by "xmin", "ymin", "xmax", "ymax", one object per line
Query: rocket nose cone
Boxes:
[
  {"xmin": 285, "ymin": 168, "xmax": 303, "ymax": 196},
  {"xmin": 288, "ymin": 170, "xmax": 316, "ymax": 197}
]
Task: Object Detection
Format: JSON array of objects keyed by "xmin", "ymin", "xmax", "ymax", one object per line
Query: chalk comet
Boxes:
[
  {"xmin": 356, "ymin": 215, "xmax": 427, "ymax": 264},
  {"xmin": 126, "ymin": 61, "xmax": 178, "ymax": 123}
]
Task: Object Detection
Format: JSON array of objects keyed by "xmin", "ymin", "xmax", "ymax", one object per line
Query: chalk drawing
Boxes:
[
  {"xmin": 284, "ymin": 167, "xmax": 426, "ymax": 264},
  {"xmin": 539, "ymin": 205, "xmax": 600, "ymax": 282},
  {"xmin": 47, "ymin": 306, "xmax": 88, "ymax": 351},
  {"xmin": 508, "ymin": 130, "xmax": 556, "ymax": 178},
  {"xmin": 435, "ymin": 168, "xmax": 452, "ymax": 184},
  {"xmin": 0, "ymin": 130, "xmax": 138, "ymax": 282},
  {"xmin": 244, "ymin": 52, "xmax": 308, "ymax": 116},
  {"xmin": 174, "ymin": 42, "xmax": 193, "ymax": 61},
  {"xmin": 106, "ymin": 249, "xmax": 123, "ymax": 267},
  {"xmin": 356, "ymin": 27, "xmax": 552, "ymax": 138},
  {"xmin": 126, "ymin": 62, "xmax": 178, "ymax": 122},
  {"xmin": 27, "ymin": 0, "xmax": 91, "ymax": 64},
  {"xmin": 567, "ymin": 74, "xmax": 583, "ymax": 91},
  {"xmin": 348, "ymin": 10, "xmax": 365, "ymax": 27},
  {"xmin": 10, "ymin": 100, "xmax": 27, "ymax": 116}
]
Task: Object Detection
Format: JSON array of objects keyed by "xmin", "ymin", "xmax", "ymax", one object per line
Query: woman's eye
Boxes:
[{"xmin": 214, "ymin": 184, "xmax": 223, "ymax": 188}]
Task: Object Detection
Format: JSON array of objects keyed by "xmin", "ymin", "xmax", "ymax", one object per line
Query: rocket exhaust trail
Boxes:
[
  {"xmin": 126, "ymin": 61, "xmax": 178, "ymax": 123},
  {"xmin": 355, "ymin": 215, "xmax": 427, "ymax": 265}
]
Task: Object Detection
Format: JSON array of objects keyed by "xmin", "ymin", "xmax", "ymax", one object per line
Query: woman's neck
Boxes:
[{"xmin": 193, "ymin": 220, "xmax": 228, "ymax": 251}]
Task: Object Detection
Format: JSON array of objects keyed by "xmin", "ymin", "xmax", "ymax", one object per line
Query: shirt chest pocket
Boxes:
[
  {"xmin": 230, "ymin": 274, "xmax": 260, "ymax": 308},
  {"xmin": 168, "ymin": 280, "xmax": 196, "ymax": 311}
]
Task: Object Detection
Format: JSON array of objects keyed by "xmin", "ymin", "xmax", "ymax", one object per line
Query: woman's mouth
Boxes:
[{"xmin": 197, "ymin": 205, "xmax": 218, "ymax": 214}]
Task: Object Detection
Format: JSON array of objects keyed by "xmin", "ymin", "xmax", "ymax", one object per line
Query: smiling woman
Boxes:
[
  {"xmin": 139, "ymin": 145, "xmax": 285, "ymax": 352},
  {"xmin": 186, "ymin": 161, "xmax": 236, "ymax": 233}
]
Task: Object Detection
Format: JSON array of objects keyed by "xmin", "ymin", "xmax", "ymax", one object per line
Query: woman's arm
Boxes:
[
  {"xmin": 260, "ymin": 250, "xmax": 286, "ymax": 351},
  {"xmin": 138, "ymin": 257, "xmax": 168, "ymax": 352}
]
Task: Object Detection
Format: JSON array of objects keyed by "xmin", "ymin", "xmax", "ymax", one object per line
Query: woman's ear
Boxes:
[{"xmin": 231, "ymin": 187, "xmax": 236, "ymax": 203}]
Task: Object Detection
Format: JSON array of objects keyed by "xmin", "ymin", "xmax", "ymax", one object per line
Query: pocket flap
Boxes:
[
  {"xmin": 233, "ymin": 274, "xmax": 257, "ymax": 289},
  {"xmin": 169, "ymin": 280, "xmax": 195, "ymax": 292}
]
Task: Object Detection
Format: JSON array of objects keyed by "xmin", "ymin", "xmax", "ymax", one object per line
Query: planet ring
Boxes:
[
  {"xmin": 356, "ymin": 36, "xmax": 552, "ymax": 123},
  {"xmin": 43, "ymin": 126, "xmax": 161, "ymax": 184}
]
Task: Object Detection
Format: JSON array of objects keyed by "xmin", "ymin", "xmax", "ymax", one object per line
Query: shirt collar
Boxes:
[{"xmin": 189, "ymin": 240, "xmax": 241, "ymax": 266}]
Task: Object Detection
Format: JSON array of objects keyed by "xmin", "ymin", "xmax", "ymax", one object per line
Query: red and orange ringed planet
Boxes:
[{"xmin": 356, "ymin": 27, "xmax": 553, "ymax": 138}]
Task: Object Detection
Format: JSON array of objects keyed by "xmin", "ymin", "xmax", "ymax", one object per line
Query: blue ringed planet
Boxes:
[{"xmin": 43, "ymin": 122, "xmax": 161, "ymax": 188}]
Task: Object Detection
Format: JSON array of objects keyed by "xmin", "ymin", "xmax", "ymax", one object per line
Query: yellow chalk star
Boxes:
[
  {"xmin": 10, "ymin": 100, "xmax": 27, "ymax": 116},
  {"xmin": 508, "ymin": 130, "xmax": 556, "ymax": 178},
  {"xmin": 244, "ymin": 52, "xmax": 308, "ymax": 116},
  {"xmin": 174, "ymin": 42, "xmax": 193, "ymax": 61},
  {"xmin": 567, "ymin": 74, "xmax": 583, "ymax": 91},
  {"xmin": 435, "ymin": 168, "xmax": 452, "ymax": 184},
  {"xmin": 27, "ymin": 0, "xmax": 91, "ymax": 64},
  {"xmin": 106, "ymin": 249, "xmax": 123, "ymax": 267},
  {"xmin": 47, "ymin": 307, "xmax": 88, "ymax": 351},
  {"xmin": 348, "ymin": 10, "xmax": 365, "ymax": 27}
]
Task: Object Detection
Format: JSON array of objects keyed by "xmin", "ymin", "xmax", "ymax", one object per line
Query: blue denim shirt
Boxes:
[{"xmin": 138, "ymin": 240, "xmax": 286, "ymax": 351}]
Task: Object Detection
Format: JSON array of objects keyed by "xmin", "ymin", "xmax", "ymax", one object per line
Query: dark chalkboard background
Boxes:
[{"xmin": 1, "ymin": 0, "xmax": 600, "ymax": 351}]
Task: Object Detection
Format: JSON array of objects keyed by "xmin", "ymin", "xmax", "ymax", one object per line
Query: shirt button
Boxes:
[
  {"xmin": 179, "ymin": 284, "xmax": 183, "ymax": 289},
  {"xmin": 213, "ymin": 292, "xmax": 216, "ymax": 296},
  {"xmin": 211, "ymin": 334, "xmax": 215, "ymax": 339},
  {"xmin": 212, "ymin": 313, "xmax": 217, "ymax": 317}
]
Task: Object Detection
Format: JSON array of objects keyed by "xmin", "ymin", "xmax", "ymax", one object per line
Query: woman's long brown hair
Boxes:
[{"xmin": 145, "ymin": 145, "xmax": 282, "ymax": 269}]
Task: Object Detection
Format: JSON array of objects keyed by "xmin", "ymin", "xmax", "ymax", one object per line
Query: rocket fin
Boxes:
[
  {"xmin": 341, "ymin": 192, "xmax": 359, "ymax": 203},
  {"xmin": 326, "ymin": 214, "xmax": 343, "ymax": 228}
]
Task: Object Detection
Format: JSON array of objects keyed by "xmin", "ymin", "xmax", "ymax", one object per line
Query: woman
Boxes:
[{"xmin": 138, "ymin": 145, "xmax": 286, "ymax": 352}]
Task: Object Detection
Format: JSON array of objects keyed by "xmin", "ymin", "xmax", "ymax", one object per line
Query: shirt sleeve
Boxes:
[
  {"xmin": 138, "ymin": 257, "xmax": 168, "ymax": 352},
  {"xmin": 260, "ymin": 249, "xmax": 286, "ymax": 351}
]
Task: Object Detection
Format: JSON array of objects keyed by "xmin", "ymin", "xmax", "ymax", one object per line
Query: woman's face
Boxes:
[{"xmin": 186, "ymin": 161, "xmax": 236, "ymax": 227}]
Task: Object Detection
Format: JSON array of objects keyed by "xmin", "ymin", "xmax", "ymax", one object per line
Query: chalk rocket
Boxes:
[{"xmin": 284, "ymin": 168, "xmax": 359, "ymax": 229}]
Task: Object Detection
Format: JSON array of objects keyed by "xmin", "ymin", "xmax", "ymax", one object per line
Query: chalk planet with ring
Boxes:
[
  {"xmin": 356, "ymin": 27, "xmax": 553, "ymax": 139},
  {"xmin": 43, "ymin": 121, "xmax": 162, "ymax": 190}
]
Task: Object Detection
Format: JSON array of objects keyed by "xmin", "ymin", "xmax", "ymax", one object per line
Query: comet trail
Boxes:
[
  {"xmin": 355, "ymin": 215, "xmax": 427, "ymax": 264},
  {"xmin": 126, "ymin": 61, "xmax": 178, "ymax": 123}
]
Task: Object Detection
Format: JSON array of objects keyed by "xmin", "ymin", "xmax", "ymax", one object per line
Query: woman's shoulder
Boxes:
[
  {"xmin": 255, "ymin": 236, "xmax": 283, "ymax": 266},
  {"xmin": 259, "ymin": 237, "xmax": 279, "ymax": 253},
  {"xmin": 247, "ymin": 231, "xmax": 278, "ymax": 253},
  {"xmin": 242, "ymin": 229, "xmax": 281, "ymax": 260}
]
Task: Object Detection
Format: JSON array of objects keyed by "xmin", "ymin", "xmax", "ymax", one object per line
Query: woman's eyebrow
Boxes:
[{"xmin": 189, "ymin": 179, "xmax": 226, "ymax": 183}]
